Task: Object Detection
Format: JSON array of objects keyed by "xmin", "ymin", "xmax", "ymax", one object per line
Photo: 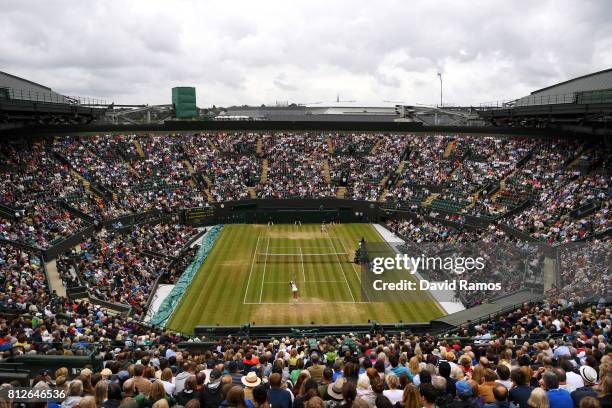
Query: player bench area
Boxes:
[{"xmin": 243, "ymin": 225, "xmax": 366, "ymax": 305}]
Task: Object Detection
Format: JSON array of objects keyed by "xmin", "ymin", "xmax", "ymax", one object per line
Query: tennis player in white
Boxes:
[{"xmin": 290, "ymin": 280, "xmax": 299, "ymax": 303}]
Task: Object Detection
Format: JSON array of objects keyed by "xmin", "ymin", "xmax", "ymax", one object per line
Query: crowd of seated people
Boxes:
[
  {"xmin": 56, "ymin": 223, "xmax": 200, "ymax": 317},
  {"xmin": 449, "ymin": 137, "xmax": 535, "ymax": 194},
  {"xmin": 499, "ymin": 140, "xmax": 609, "ymax": 244},
  {"xmin": 0, "ymin": 132, "xmax": 609, "ymax": 248},
  {"xmin": 382, "ymin": 185, "xmax": 430, "ymax": 211},
  {"xmin": 0, "ymin": 141, "xmax": 85, "ymax": 209},
  {"xmin": 330, "ymin": 132, "xmax": 377, "ymax": 156},
  {"xmin": 0, "ymin": 296, "xmax": 608, "ymax": 408},
  {"xmin": 258, "ymin": 133, "xmax": 334, "ymax": 198},
  {"xmin": 558, "ymin": 237, "xmax": 611, "ymax": 304},
  {"xmin": 443, "ymin": 137, "xmax": 535, "ymax": 215},
  {"xmin": 206, "ymin": 155, "xmax": 260, "ymax": 202},
  {"xmin": 0, "ymin": 243, "xmax": 47, "ymax": 311},
  {"xmin": 182, "ymin": 134, "xmax": 260, "ymax": 202},
  {"xmin": 213, "ymin": 132, "xmax": 258, "ymax": 154},
  {"xmin": 258, "ymin": 157, "xmax": 336, "ymax": 198},
  {"xmin": 387, "ymin": 209, "xmax": 610, "ymax": 306},
  {"xmin": 386, "ymin": 217, "xmax": 545, "ymax": 305},
  {"xmin": 330, "ymin": 155, "xmax": 385, "ymax": 200},
  {"xmin": 54, "ymin": 135, "xmax": 207, "ymax": 214},
  {"xmin": 400, "ymin": 135, "xmax": 456, "ymax": 186},
  {"xmin": 332, "ymin": 134, "xmax": 409, "ymax": 201},
  {"xmin": 0, "ymin": 203, "xmax": 86, "ymax": 249}
]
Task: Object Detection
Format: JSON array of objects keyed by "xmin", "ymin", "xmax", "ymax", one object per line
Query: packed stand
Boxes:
[
  {"xmin": 56, "ymin": 223, "xmax": 199, "ymax": 316},
  {"xmin": 0, "ymin": 243, "xmax": 47, "ymax": 312},
  {"xmin": 182, "ymin": 134, "xmax": 260, "ymax": 202},
  {"xmin": 557, "ymin": 237, "xmax": 611, "ymax": 304},
  {"xmin": 332, "ymin": 134, "xmax": 409, "ymax": 201},
  {"xmin": 0, "ymin": 203, "xmax": 86, "ymax": 249},
  {"xmin": 500, "ymin": 140, "xmax": 610, "ymax": 243},
  {"xmin": 0, "ymin": 298, "xmax": 609, "ymax": 408},
  {"xmin": 386, "ymin": 218, "xmax": 544, "ymax": 305},
  {"xmin": 257, "ymin": 133, "xmax": 334, "ymax": 198}
]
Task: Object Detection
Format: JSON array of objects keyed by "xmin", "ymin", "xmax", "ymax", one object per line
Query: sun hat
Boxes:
[
  {"xmin": 328, "ymin": 377, "xmax": 346, "ymax": 400},
  {"xmin": 579, "ymin": 366, "xmax": 598, "ymax": 384},
  {"xmin": 241, "ymin": 371, "xmax": 262, "ymax": 387}
]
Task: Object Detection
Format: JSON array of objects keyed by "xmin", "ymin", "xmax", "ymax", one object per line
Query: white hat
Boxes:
[
  {"xmin": 579, "ymin": 366, "xmax": 598, "ymax": 384},
  {"xmin": 241, "ymin": 372, "xmax": 261, "ymax": 387}
]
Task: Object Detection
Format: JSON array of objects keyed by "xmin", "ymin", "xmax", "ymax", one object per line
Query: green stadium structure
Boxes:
[{"xmin": 172, "ymin": 86, "xmax": 197, "ymax": 118}]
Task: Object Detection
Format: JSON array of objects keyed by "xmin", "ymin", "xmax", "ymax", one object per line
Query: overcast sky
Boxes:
[{"xmin": 1, "ymin": 0, "xmax": 611, "ymax": 107}]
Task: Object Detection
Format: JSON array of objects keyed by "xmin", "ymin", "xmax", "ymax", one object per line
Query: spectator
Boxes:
[
  {"xmin": 308, "ymin": 354, "xmax": 325, "ymax": 384},
  {"xmin": 176, "ymin": 376, "xmax": 201, "ymax": 406},
  {"xmin": 485, "ymin": 384, "xmax": 516, "ymax": 408},
  {"xmin": 420, "ymin": 383, "xmax": 439, "ymax": 408},
  {"xmin": 480, "ymin": 370, "xmax": 499, "ymax": 403},
  {"xmin": 383, "ymin": 374, "xmax": 403, "ymax": 405},
  {"xmin": 509, "ymin": 369, "xmax": 533, "ymax": 408},
  {"xmin": 542, "ymin": 372, "xmax": 573, "ymax": 408},
  {"xmin": 268, "ymin": 373, "xmax": 292, "ymax": 408},
  {"xmin": 528, "ymin": 389, "xmax": 550, "ymax": 408},
  {"xmin": 176, "ymin": 362, "xmax": 197, "ymax": 395},
  {"xmin": 326, "ymin": 377, "xmax": 346, "ymax": 405},
  {"xmin": 225, "ymin": 386, "xmax": 254, "ymax": 408},
  {"xmin": 450, "ymin": 380, "xmax": 479, "ymax": 408},
  {"xmin": 201, "ymin": 370, "xmax": 224, "ymax": 408},
  {"xmin": 571, "ymin": 367, "xmax": 599, "ymax": 408}
]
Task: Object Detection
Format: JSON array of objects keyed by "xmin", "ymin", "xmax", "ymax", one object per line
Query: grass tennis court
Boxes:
[{"xmin": 166, "ymin": 223, "xmax": 445, "ymax": 333}]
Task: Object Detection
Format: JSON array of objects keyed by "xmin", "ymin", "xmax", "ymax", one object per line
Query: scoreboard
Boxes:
[{"xmin": 185, "ymin": 206, "xmax": 215, "ymax": 225}]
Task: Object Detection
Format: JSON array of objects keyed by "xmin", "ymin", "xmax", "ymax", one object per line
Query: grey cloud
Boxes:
[
  {"xmin": 273, "ymin": 74, "xmax": 298, "ymax": 91},
  {"xmin": 1, "ymin": 0, "xmax": 611, "ymax": 106}
]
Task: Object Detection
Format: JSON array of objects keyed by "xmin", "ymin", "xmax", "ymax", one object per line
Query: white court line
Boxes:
[
  {"xmin": 244, "ymin": 301, "xmax": 370, "ymax": 305},
  {"xmin": 327, "ymin": 235, "xmax": 356, "ymax": 303},
  {"xmin": 264, "ymin": 280, "xmax": 346, "ymax": 284},
  {"xmin": 333, "ymin": 226, "xmax": 372, "ymax": 303},
  {"xmin": 299, "ymin": 246, "xmax": 306, "ymax": 282},
  {"xmin": 243, "ymin": 234, "xmax": 261, "ymax": 304},
  {"xmin": 256, "ymin": 252, "xmax": 347, "ymax": 256},
  {"xmin": 334, "ymin": 227, "xmax": 362, "ymax": 283},
  {"xmin": 267, "ymin": 245, "xmax": 343, "ymax": 249},
  {"xmin": 258, "ymin": 236, "xmax": 270, "ymax": 303}
]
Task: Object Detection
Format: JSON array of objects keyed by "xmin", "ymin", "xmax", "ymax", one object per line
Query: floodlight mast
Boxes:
[{"xmin": 437, "ymin": 72, "xmax": 443, "ymax": 107}]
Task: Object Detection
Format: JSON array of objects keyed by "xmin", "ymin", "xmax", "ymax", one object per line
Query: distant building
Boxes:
[{"xmin": 219, "ymin": 103, "xmax": 402, "ymax": 122}]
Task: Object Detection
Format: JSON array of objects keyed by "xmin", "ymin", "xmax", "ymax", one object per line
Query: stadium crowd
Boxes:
[
  {"xmin": 54, "ymin": 223, "xmax": 200, "ymax": 317},
  {"xmin": 386, "ymin": 217, "xmax": 546, "ymax": 306},
  {"xmin": 0, "ymin": 298, "xmax": 609, "ymax": 408},
  {"xmin": 1, "ymin": 128, "xmax": 612, "ymax": 408},
  {"xmin": 0, "ymin": 203, "xmax": 86, "ymax": 249},
  {"xmin": 257, "ymin": 133, "xmax": 334, "ymax": 199},
  {"xmin": 0, "ymin": 133, "xmax": 608, "ymax": 246}
]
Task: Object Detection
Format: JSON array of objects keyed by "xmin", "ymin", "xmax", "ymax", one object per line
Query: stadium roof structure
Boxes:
[
  {"xmin": 531, "ymin": 67, "xmax": 612, "ymax": 95},
  {"xmin": 476, "ymin": 68, "xmax": 612, "ymax": 134},
  {"xmin": 510, "ymin": 67, "xmax": 612, "ymax": 107},
  {"xmin": 0, "ymin": 70, "xmax": 55, "ymax": 92},
  {"xmin": 0, "ymin": 70, "xmax": 71, "ymax": 104},
  {"xmin": 0, "ymin": 71, "xmax": 107, "ymax": 129}
]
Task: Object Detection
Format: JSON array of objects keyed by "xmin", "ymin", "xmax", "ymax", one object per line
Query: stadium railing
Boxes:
[
  {"xmin": 56, "ymin": 199, "xmax": 96, "ymax": 224},
  {"xmin": 42, "ymin": 224, "xmax": 96, "ymax": 261},
  {"xmin": 1, "ymin": 86, "xmax": 106, "ymax": 106},
  {"xmin": 1, "ymin": 348, "xmax": 101, "ymax": 378},
  {"xmin": 479, "ymin": 89, "xmax": 612, "ymax": 109}
]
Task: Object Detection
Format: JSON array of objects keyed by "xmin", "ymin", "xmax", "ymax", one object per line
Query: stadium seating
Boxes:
[{"xmin": 0, "ymin": 131, "xmax": 609, "ymax": 403}]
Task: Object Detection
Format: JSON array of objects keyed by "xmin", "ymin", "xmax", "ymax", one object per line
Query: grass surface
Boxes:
[{"xmin": 166, "ymin": 223, "xmax": 444, "ymax": 333}]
